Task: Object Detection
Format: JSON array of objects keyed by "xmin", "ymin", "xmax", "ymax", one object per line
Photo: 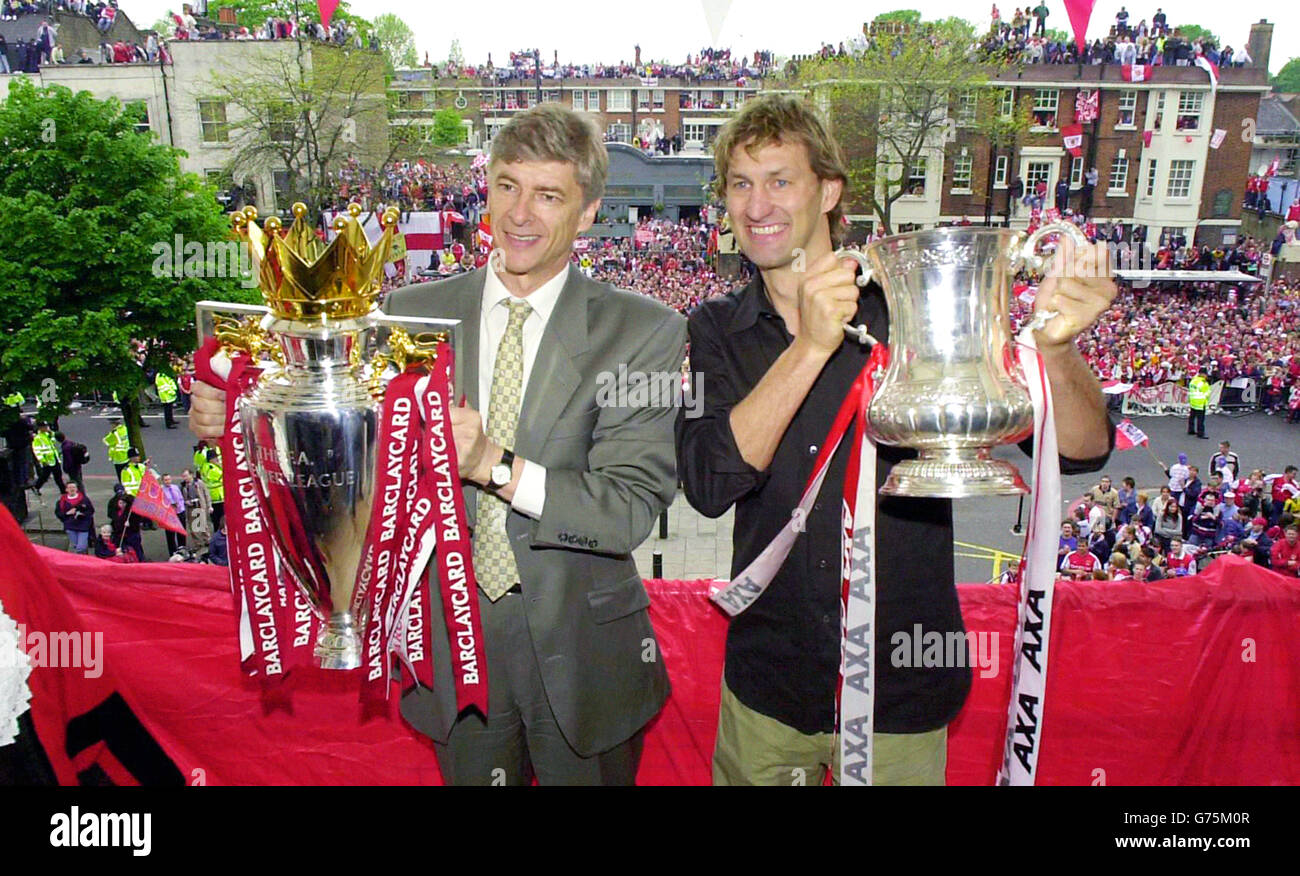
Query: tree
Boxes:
[
  {"xmin": 430, "ymin": 108, "xmax": 465, "ymax": 147},
  {"xmin": 0, "ymin": 80, "xmax": 258, "ymax": 456},
  {"xmin": 372, "ymin": 13, "xmax": 417, "ymax": 71},
  {"xmin": 799, "ymin": 17, "xmax": 1024, "ymax": 234},
  {"xmin": 1175, "ymin": 24, "xmax": 1218, "ymax": 47},
  {"xmin": 874, "ymin": 10, "xmax": 922, "ymax": 25},
  {"xmin": 1273, "ymin": 57, "xmax": 1300, "ymax": 93},
  {"xmin": 208, "ymin": 42, "xmax": 389, "ymax": 218},
  {"xmin": 207, "ymin": 0, "xmax": 373, "ymax": 39},
  {"xmin": 448, "ymin": 39, "xmax": 464, "ymax": 68}
]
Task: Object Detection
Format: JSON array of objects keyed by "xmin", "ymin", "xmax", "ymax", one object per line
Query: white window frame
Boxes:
[
  {"xmin": 1069, "ymin": 156, "xmax": 1084, "ymax": 188},
  {"xmin": 1167, "ymin": 159, "xmax": 1195, "ymax": 199},
  {"xmin": 587, "ymin": 90, "xmax": 600, "ymax": 111},
  {"xmin": 607, "ymin": 122, "xmax": 631, "ymax": 143},
  {"xmin": 1176, "ymin": 91, "xmax": 1203, "ymax": 131},
  {"xmin": 608, "ymin": 89, "xmax": 631, "ymax": 112},
  {"xmin": 1000, "ymin": 88, "xmax": 1015, "ymax": 118},
  {"xmin": 652, "ymin": 89, "xmax": 665, "ymax": 111},
  {"xmin": 1116, "ymin": 90, "xmax": 1138, "ymax": 129},
  {"xmin": 637, "ymin": 89, "xmax": 650, "ymax": 111},
  {"xmin": 906, "ymin": 157, "xmax": 928, "ymax": 196},
  {"xmin": 1153, "ymin": 91, "xmax": 1166, "ymax": 130},
  {"xmin": 572, "ymin": 90, "xmax": 584, "ymax": 111},
  {"xmin": 956, "ymin": 90, "xmax": 977, "ymax": 126},
  {"xmin": 198, "ymin": 99, "xmax": 229, "ymax": 143},
  {"xmin": 1031, "ymin": 89, "xmax": 1059, "ymax": 129},
  {"xmin": 951, "ymin": 154, "xmax": 973, "ymax": 192},
  {"xmin": 1108, "ymin": 156, "xmax": 1129, "ymax": 194},
  {"xmin": 994, "ymin": 154, "xmax": 1009, "ymax": 188},
  {"xmin": 1144, "ymin": 158, "xmax": 1158, "ymax": 198},
  {"xmin": 683, "ymin": 122, "xmax": 706, "ymax": 147}
]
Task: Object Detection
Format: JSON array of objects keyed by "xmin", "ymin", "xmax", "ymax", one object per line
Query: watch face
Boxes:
[{"xmin": 491, "ymin": 463, "xmax": 511, "ymax": 486}]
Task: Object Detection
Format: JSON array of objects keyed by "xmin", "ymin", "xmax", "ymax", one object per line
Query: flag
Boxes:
[
  {"xmin": 1062, "ymin": 123, "xmax": 1084, "ymax": 157},
  {"xmin": 317, "ymin": 0, "xmax": 340, "ymax": 29},
  {"xmin": 1266, "ymin": 157, "xmax": 1280, "ymax": 177},
  {"xmin": 476, "ymin": 217, "xmax": 493, "ymax": 251},
  {"xmin": 1014, "ymin": 283, "xmax": 1036, "ymax": 305},
  {"xmin": 1115, "ymin": 418, "xmax": 1149, "ymax": 451},
  {"xmin": 1194, "ymin": 55, "xmax": 1219, "ymax": 90},
  {"xmin": 1210, "ymin": 129, "xmax": 1227, "ymax": 149},
  {"xmin": 1142, "ymin": 130, "xmax": 1154, "ymax": 147},
  {"xmin": 1101, "ymin": 380, "xmax": 1134, "ymax": 394},
  {"xmin": 130, "ymin": 470, "xmax": 186, "ymax": 535},
  {"xmin": 1121, "ymin": 64, "xmax": 1149, "ymax": 82},
  {"xmin": 470, "ymin": 153, "xmax": 488, "ymax": 170},
  {"xmin": 1063, "ymin": 0, "xmax": 1096, "ymax": 50},
  {"xmin": 1074, "ymin": 90, "xmax": 1099, "ymax": 124},
  {"xmin": 441, "ymin": 210, "xmax": 466, "ymax": 226}
]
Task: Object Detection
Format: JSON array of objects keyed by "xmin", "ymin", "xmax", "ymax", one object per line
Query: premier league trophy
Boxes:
[
  {"xmin": 196, "ymin": 203, "xmax": 459, "ymax": 671},
  {"xmin": 838, "ymin": 222, "xmax": 1089, "ymax": 497}
]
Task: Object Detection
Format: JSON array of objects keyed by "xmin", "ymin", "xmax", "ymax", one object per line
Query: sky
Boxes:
[{"xmin": 121, "ymin": 1, "xmax": 1296, "ymax": 75}]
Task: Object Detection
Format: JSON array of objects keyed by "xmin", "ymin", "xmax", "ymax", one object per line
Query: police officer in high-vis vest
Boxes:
[
  {"xmin": 156, "ymin": 369, "xmax": 179, "ymax": 429},
  {"xmin": 104, "ymin": 417, "xmax": 131, "ymax": 480},
  {"xmin": 1187, "ymin": 372, "xmax": 1211, "ymax": 439},
  {"xmin": 31, "ymin": 422, "xmax": 65, "ymax": 495},
  {"xmin": 120, "ymin": 447, "xmax": 147, "ymax": 497},
  {"xmin": 198, "ymin": 445, "xmax": 225, "ymax": 531}
]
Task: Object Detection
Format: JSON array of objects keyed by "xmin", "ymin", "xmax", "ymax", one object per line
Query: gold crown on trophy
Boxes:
[{"xmin": 231, "ymin": 202, "xmax": 399, "ymax": 321}]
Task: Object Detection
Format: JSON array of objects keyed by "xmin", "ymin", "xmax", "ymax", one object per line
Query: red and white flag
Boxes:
[
  {"xmin": 1061, "ymin": 123, "xmax": 1084, "ymax": 157},
  {"xmin": 1074, "ymin": 90, "xmax": 1099, "ymax": 124},
  {"xmin": 1121, "ymin": 64, "xmax": 1149, "ymax": 82},
  {"xmin": 129, "ymin": 470, "xmax": 186, "ymax": 535},
  {"xmin": 1194, "ymin": 54, "xmax": 1219, "ymax": 89},
  {"xmin": 1115, "ymin": 418, "xmax": 1149, "ymax": 451},
  {"xmin": 476, "ymin": 218, "xmax": 493, "ymax": 251},
  {"xmin": 1210, "ymin": 128, "xmax": 1227, "ymax": 149}
]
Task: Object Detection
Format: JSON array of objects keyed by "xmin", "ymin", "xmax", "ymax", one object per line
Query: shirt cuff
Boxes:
[{"xmin": 510, "ymin": 459, "xmax": 547, "ymax": 519}]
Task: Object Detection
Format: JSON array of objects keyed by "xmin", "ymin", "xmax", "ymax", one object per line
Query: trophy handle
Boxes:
[
  {"xmin": 1012, "ymin": 220, "xmax": 1091, "ymax": 275},
  {"xmin": 833, "ymin": 248, "xmax": 880, "ymax": 346}
]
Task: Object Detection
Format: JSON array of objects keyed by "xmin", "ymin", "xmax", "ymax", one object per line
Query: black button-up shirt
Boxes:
[{"xmin": 676, "ymin": 272, "xmax": 1113, "ymax": 735}]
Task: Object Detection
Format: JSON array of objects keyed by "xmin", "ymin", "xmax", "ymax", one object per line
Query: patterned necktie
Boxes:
[{"xmin": 474, "ymin": 298, "xmax": 531, "ymax": 601}]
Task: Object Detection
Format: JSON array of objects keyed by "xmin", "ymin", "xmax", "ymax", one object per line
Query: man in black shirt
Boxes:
[{"xmin": 677, "ymin": 95, "xmax": 1116, "ymax": 785}]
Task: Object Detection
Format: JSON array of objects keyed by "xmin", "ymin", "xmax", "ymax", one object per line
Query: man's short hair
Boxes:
[
  {"xmin": 711, "ymin": 94, "xmax": 850, "ymax": 243},
  {"xmin": 489, "ymin": 103, "xmax": 607, "ymax": 206}
]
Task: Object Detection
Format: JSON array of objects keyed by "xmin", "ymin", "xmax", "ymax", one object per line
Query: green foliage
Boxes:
[
  {"xmin": 874, "ymin": 10, "xmax": 922, "ymax": 25},
  {"xmin": 207, "ymin": 0, "xmax": 372, "ymax": 38},
  {"xmin": 372, "ymin": 13, "xmax": 417, "ymax": 71},
  {"xmin": 431, "ymin": 108, "xmax": 465, "ymax": 146},
  {"xmin": 1272, "ymin": 58, "xmax": 1300, "ymax": 93},
  {"xmin": 798, "ymin": 18, "xmax": 1023, "ymax": 234},
  {"xmin": 0, "ymin": 80, "xmax": 257, "ymax": 434},
  {"xmin": 1175, "ymin": 24, "xmax": 1218, "ymax": 46}
]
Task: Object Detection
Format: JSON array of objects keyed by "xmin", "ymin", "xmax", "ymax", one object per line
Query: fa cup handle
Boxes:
[
  {"xmin": 834, "ymin": 248, "xmax": 880, "ymax": 346},
  {"xmin": 1011, "ymin": 221, "xmax": 1092, "ymax": 334}
]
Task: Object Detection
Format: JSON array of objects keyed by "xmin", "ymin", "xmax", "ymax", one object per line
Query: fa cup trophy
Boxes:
[
  {"xmin": 838, "ymin": 222, "xmax": 1089, "ymax": 497},
  {"xmin": 196, "ymin": 203, "xmax": 460, "ymax": 672}
]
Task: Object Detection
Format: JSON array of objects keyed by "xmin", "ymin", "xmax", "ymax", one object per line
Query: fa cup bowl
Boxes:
[
  {"xmin": 198, "ymin": 203, "xmax": 458, "ymax": 670},
  {"xmin": 838, "ymin": 222, "xmax": 1088, "ymax": 498}
]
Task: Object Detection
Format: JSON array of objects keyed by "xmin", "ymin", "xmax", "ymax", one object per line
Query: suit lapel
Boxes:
[
  {"xmin": 456, "ymin": 271, "xmax": 485, "ymax": 410},
  {"xmin": 515, "ymin": 266, "xmax": 587, "ymax": 460}
]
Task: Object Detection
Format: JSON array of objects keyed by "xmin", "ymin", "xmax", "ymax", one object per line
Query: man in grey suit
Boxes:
[{"xmin": 192, "ymin": 104, "xmax": 684, "ymax": 784}]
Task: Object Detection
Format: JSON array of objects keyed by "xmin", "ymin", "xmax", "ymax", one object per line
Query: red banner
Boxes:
[
  {"xmin": 1061, "ymin": 123, "xmax": 1084, "ymax": 157},
  {"xmin": 129, "ymin": 470, "xmax": 186, "ymax": 535},
  {"xmin": 1062, "ymin": 0, "xmax": 1096, "ymax": 50}
]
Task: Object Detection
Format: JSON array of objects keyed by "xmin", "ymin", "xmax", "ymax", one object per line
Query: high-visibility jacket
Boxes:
[
  {"xmin": 32, "ymin": 431, "xmax": 61, "ymax": 466},
  {"xmin": 194, "ymin": 447, "xmax": 210, "ymax": 472},
  {"xmin": 1188, "ymin": 376, "xmax": 1211, "ymax": 410},
  {"xmin": 121, "ymin": 462, "xmax": 145, "ymax": 496},
  {"xmin": 156, "ymin": 372, "xmax": 178, "ymax": 403},
  {"xmin": 104, "ymin": 425, "xmax": 130, "ymax": 464},
  {"xmin": 200, "ymin": 458, "xmax": 224, "ymax": 502},
  {"xmin": 3, "ymin": 391, "xmax": 23, "ymax": 407}
]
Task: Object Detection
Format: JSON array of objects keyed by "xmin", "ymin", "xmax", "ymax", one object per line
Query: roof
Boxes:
[
  {"xmin": 1257, "ymin": 95, "xmax": 1300, "ymax": 136},
  {"xmin": 1114, "ymin": 270, "xmax": 1266, "ymax": 285}
]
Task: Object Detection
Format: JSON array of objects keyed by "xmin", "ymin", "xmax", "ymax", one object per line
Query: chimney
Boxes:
[{"xmin": 1248, "ymin": 19, "xmax": 1273, "ymax": 73}]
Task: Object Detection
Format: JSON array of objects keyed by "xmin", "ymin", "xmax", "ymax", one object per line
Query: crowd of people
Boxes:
[
  {"xmin": 1056, "ymin": 459, "xmax": 1300, "ymax": 581},
  {"xmin": 321, "ymin": 157, "xmax": 487, "ymax": 215},
  {"xmin": 978, "ymin": 5, "xmax": 1254, "ymax": 68},
  {"xmin": 422, "ymin": 46, "xmax": 776, "ymax": 83}
]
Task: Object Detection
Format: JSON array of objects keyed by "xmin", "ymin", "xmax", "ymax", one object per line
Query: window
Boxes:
[
  {"xmin": 951, "ymin": 154, "xmax": 973, "ymax": 191},
  {"xmin": 588, "ymin": 90, "xmax": 600, "ymax": 111},
  {"xmin": 683, "ymin": 122, "xmax": 706, "ymax": 146},
  {"xmin": 1144, "ymin": 159, "xmax": 1158, "ymax": 197},
  {"xmin": 541, "ymin": 90, "xmax": 560, "ymax": 103},
  {"xmin": 637, "ymin": 89, "xmax": 650, "ymax": 111},
  {"xmin": 999, "ymin": 88, "xmax": 1015, "ymax": 118},
  {"xmin": 608, "ymin": 89, "xmax": 631, "ymax": 111},
  {"xmin": 907, "ymin": 158, "xmax": 927, "ymax": 195},
  {"xmin": 268, "ymin": 102, "xmax": 295, "ymax": 144},
  {"xmin": 1153, "ymin": 91, "xmax": 1165, "ymax": 130},
  {"xmin": 1032, "ymin": 89, "xmax": 1059, "ymax": 128},
  {"xmin": 994, "ymin": 154, "xmax": 1009, "ymax": 187},
  {"xmin": 1167, "ymin": 159, "xmax": 1194, "ymax": 198},
  {"xmin": 1116, "ymin": 90, "xmax": 1138, "ymax": 128},
  {"xmin": 652, "ymin": 89, "xmax": 665, "ymax": 111},
  {"xmin": 1108, "ymin": 156, "xmax": 1129, "ymax": 193},
  {"xmin": 272, "ymin": 170, "xmax": 292, "ymax": 207},
  {"xmin": 956, "ymin": 90, "xmax": 977, "ymax": 125},
  {"xmin": 124, "ymin": 100, "xmax": 150, "ymax": 135},
  {"xmin": 572, "ymin": 90, "xmax": 584, "ymax": 111},
  {"xmin": 607, "ymin": 122, "xmax": 631, "ymax": 143},
  {"xmin": 198, "ymin": 100, "xmax": 228, "ymax": 143},
  {"xmin": 1070, "ymin": 157, "xmax": 1084, "ymax": 187},
  {"xmin": 1176, "ymin": 91, "xmax": 1203, "ymax": 131}
]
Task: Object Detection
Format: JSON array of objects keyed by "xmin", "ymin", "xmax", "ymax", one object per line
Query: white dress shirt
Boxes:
[{"xmin": 478, "ymin": 263, "xmax": 570, "ymax": 518}]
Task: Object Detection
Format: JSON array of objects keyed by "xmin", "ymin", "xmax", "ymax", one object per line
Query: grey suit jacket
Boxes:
[{"xmin": 384, "ymin": 265, "xmax": 686, "ymax": 757}]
